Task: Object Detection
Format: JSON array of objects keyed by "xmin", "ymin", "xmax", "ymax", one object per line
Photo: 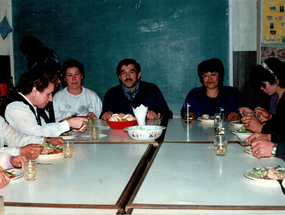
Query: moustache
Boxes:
[{"xmin": 124, "ymin": 78, "xmax": 133, "ymax": 82}]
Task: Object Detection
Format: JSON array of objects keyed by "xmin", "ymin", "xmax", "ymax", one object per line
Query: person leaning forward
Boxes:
[{"xmin": 100, "ymin": 59, "xmax": 173, "ymax": 121}]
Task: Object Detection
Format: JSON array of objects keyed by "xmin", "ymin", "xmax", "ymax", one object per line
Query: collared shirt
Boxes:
[{"xmin": 122, "ymin": 81, "xmax": 140, "ymax": 101}]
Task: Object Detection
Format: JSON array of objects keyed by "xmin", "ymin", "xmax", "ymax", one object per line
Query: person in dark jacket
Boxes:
[{"xmin": 100, "ymin": 59, "xmax": 173, "ymax": 121}]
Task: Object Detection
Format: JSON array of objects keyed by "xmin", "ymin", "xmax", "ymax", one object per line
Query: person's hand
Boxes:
[
  {"xmin": 101, "ymin": 111, "xmax": 114, "ymax": 121},
  {"xmin": 244, "ymin": 116, "xmax": 263, "ymax": 133},
  {"xmin": 251, "ymin": 138, "xmax": 274, "ymax": 159},
  {"xmin": 48, "ymin": 137, "xmax": 65, "ymax": 146},
  {"xmin": 0, "ymin": 172, "xmax": 10, "ymax": 188},
  {"xmin": 67, "ymin": 117, "xmax": 88, "ymax": 129},
  {"xmin": 86, "ymin": 112, "xmax": 97, "ymax": 120},
  {"xmin": 246, "ymin": 132, "xmax": 271, "ymax": 143},
  {"xmin": 10, "ymin": 155, "xmax": 29, "ymax": 169},
  {"xmin": 59, "ymin": 116, "xmax": 71, "ymax": 123},
  {"xmin": 146, "ymin": 110, "xmax": 158, "ymax": 120},
  {"xmin": 20, "ymin": 144, "xmax": 43, "ymax": 159},
  {"xmin": 228, "ymin": 112, "xmax": 240, "ymax": 121},
  {"xmin": 239, "ymin": 107, "xmax": 254, "ymax": 117},
  {"xmin": 254, "ymin": 107, "xmax": 271, "ymax": 123}
]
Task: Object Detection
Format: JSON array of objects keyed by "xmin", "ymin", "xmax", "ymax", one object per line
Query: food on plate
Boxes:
[
  {"xmin": 41, "ymin": 143, "xmax": 63, "ymax": 155},
  {"xmin": 247, "ymin": 167, "xmax": 285, "ymax": 180},
  {"xmin": 0, "ymin": 166, "xmax": 16, "ymax": 179},
  {"xmin": 264, "ymin": 167, "xmax": 285, "ymax": 180},
  {"xmin": 108, "ymin": 113, "xmax": 136, "ymax": 122},
  {"xmin": 201, "ymin": 114, "xmax": 214, "ymax": 120},
  {"xmin": 234, "ymin": 127, "xmax": 252, "ymax": 133},
  {"xmin": 61, "ymin": 131, "xmax": 73, "ymax": 136},
  {"xmin": 233, "ymin": 118, "xmax": 245, "ymax": 124}
]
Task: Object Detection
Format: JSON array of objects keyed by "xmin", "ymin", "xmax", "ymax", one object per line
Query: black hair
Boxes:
[
  {"xmin": 17, "ymin": 64, "xmax": 55, "ymax": 95},
  {"xmin": 197, "ymin": 58, "xmax": 224, "ymax": 86},
  {"xmin": 116, "ymin": 59, "xmax": 141, "ymax": 76},
  {"xmin": 62, "ymin": 59, "xmax": 85, "ymax": 80},
  {"xmin": 250, "ymin": 57, "xmax": 285, "ymax": 90},
  {"xmin": 19, "ymin": 36, "xmax": 44, "ymax": 61}
]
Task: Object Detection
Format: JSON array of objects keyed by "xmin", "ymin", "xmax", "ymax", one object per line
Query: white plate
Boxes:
[
  {"xmin": 197, "ymin": 117, "xmax": 214, "ymax": 123},
  {"xmin": 231, "ymin": 131, "xmax": 252, "ymax": 140},
  {"xmin": 38, "ymin": 152, "xmax": 63, "ymax": 159},
  {"xmin": 6, "ymin": 169, "xmax": 23, "ymax": 180},
  {"xmin": 60, "ymin": 133, "xmax": 79, "ymax": 140},
  {"xmin": 229, "ymin": 121, "xmax": 244, "ymax": 127},
  {"xmin": 244, "ymin": 167, "xmax": 285, "ymax": 185}
]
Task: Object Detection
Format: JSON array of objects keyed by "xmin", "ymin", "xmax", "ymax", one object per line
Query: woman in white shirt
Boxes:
[
  {"xmin": 53, "ymin": 59, "xmax": 102, "ymax": 122},
  {"xmin": 4, "ymin": 65, "xmax": 87, "ymax": 137}
]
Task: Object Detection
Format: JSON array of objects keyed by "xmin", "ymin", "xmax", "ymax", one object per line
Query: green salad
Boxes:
[
  {"xmin": 42, "ymin": 143, "xmax": 63, "ymax": 152},
  {"xmin": 247, "ymin": 167, "xmax": 285, "ymax": 179},
  {"xmin": 235, "ymin": 128, "xmax": 251, "ymax": 133}
]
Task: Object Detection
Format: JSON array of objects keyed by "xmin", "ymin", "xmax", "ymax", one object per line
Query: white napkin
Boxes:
[{"xmin": 132, "ymin": 104, "xmax": 148, "ymax": 126}]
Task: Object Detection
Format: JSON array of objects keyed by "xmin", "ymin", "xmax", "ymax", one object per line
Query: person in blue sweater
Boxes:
[
  {"xmin": 100, "ymin": 59, "xmax": 173, "ymax": 121},
  {"xmin": 181, "ymin": 58, "xmax": 249, "ymax": 121}
]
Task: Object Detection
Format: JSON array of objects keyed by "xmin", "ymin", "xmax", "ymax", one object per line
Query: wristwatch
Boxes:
[{"xmin": 271, "ymin": 143, "xmax": 278, "ymax": 155}]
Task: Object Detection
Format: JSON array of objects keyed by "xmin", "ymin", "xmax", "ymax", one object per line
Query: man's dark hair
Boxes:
[
  {"xmin": 116, "ymin": 59, "xmax": 141, "ymax": 76},
  {"xmin": 197, "ymin": 58, "xmax": 225, "ymax": 86}
]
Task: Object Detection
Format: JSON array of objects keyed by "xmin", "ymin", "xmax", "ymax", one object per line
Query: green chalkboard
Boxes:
[{"xmin": 12, "ymin": 0, "xmax": 229, "ymax": 114}]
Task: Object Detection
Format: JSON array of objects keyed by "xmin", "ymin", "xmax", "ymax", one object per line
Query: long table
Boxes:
[
  {"xmin": 126, "ymin": 142, "xmax": 285, "ymax": 213},
  {"xmin": 0, "ymin": 144, "xmax": 153, "ymax": 214}
]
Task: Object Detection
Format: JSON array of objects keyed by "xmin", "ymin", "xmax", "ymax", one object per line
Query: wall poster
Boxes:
[{"xmin": 261, "ymin": 0, "xmax": 285, "ymax": 62}]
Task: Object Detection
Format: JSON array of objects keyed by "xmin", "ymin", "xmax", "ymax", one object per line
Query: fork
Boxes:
[{"xmin": 256, "ymin": 106, "xmax": 261, "ymax": 121}]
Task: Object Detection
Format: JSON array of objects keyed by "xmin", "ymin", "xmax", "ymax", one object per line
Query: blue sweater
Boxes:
[
  {"xmin": 100, "ymin": 81, "xmax": 173, "ymax": 119},
  {"xmin": 181, "ymin": 86, "xmax": 249, "ymax": 118}
]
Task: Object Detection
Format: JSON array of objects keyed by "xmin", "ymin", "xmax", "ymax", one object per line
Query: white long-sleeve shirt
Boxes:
[
  {"xmin": 0, "ymin": 116, "xmax": 43, "ymax": 169},
  {"xmin": 5, "ymin": 93, "xmax": 70, "ymax": 137},
  {"xmin": 53, "ymin": 87, "xmax": 102, "ymax": 122}
]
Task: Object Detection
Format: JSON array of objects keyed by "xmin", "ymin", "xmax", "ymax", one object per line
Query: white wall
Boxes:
[{"xmin": 232, "ymin": 0, "xmax": 257, "ymax": 51}]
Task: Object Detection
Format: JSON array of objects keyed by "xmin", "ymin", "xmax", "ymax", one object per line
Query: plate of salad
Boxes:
[
  {"xmin": 39, "ymin": 143, "xmax": 63, "ymax": 158},
  {"xmin": 231, "ymin": 128, "xmax": 252, "ymax": 140},
  {"xmin": 60, "ymin": 131, "xmax": 79, "ymax": 140},
  {"xmin": 3, "ymin": 169, "xmax": 23, "ymax": 180},
  {"xmin": 244, "ymin": 167, "xmax": 285, "ymax": 183}
]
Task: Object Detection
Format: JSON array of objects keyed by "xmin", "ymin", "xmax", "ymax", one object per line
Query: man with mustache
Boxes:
[{"xmin": 100, "ymin": 59, "xmax": 172, "ymax": 121}]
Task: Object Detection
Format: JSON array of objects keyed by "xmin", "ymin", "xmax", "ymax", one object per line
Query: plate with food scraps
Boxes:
[
  {"xmin": 38, "ymin": 143, "xmax": 63, "ymax": 158},
  {"xmin": 229, "ymin": 120, "xmax": 244, "ymax": 127},
  {"xmin": 4, "ymin": 169, "xmax": 23, "ymax": 180},
  {"xmin": 231, "ymin": 128, "xmax": 252, "ymax": 139},
  {"xmin": 60, "ymin": 131, "xmax": 79, "ymax": 140},
  {"xmin": 244, "ymin": 167, "xmax": 285, "ymax": 185},
  {"xmin": 197, "ymin": 116, "xmax": 215, "ymax": 123}
]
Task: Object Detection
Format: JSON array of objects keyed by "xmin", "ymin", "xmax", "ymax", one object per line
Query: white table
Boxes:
[
  {"xmin": 164, "ymin": 118, "xmax": 242, "ymax": 143},
  {"xmin": 0, "ymin": 144, "xmax": 152, "ymax": 214},
  {"xmin": 127, "ymin": 143, "xmax": 285, "ymax": 212},
  {"xmin": 66, "ymin": 119, "xmax": 162, "ymax": 145}
]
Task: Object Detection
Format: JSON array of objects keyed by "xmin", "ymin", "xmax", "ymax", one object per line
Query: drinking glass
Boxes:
[
  {"xmin": 24, "ymin": 161, "xmax": 38, "ymax": 181},
  {"xmin": 63, "ymin": 142, "xmax": 74, "ymax": 158},
  {"xmin": 90, "ymin": 126, "xmax": 99, "ymax": 140},
  {"xmin": 184, "ymin": 103, "xmax": 192, "ymax": 123},
  {"xmin": 214, "ymin": 136, "xmax": 228, "ymax": 156}
]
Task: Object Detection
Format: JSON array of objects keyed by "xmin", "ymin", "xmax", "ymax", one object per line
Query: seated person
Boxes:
[
  {"xmin": 100, "ymin": 59, "xmax": 173, "ymax": 120},
  {"xmin": 53, "ymin": 59, "xmax": 102, "ymax": 121},
  {"xmin": 3, "ymin": 65, "xmax": 87, "ymax": 138},
  {"xmin": 181, "ymin": 58, "xmax": 248, "ymax": 121},
  {"xmin": 240, "ymin": 58, "xmax": 285, "ymax": 134}
]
